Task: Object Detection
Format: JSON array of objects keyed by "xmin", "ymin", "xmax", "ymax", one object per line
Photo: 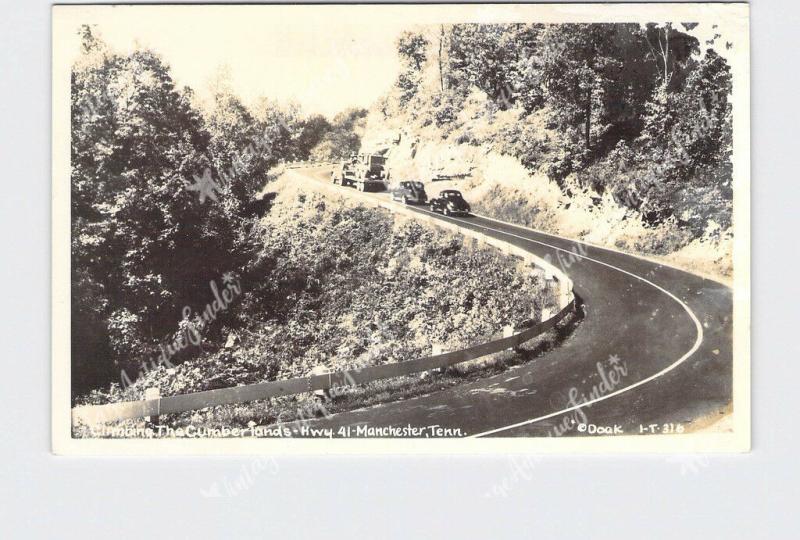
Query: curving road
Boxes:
[{"xmin": 290, "ymin": 166, "xmax": 733, "ymax": 438}]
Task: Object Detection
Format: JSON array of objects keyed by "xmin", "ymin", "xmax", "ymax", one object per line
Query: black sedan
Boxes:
[
  {"xmin": 391, "ymin": 181, "xmax": 428, "ymax": 205},
  {"xmin": 429, "ymin": 190, "xmax": 471, "ymax": 216}
]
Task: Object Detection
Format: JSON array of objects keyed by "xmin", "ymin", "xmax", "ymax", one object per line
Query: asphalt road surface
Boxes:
[{"xmin": 288, "ymin": 166, "xmax": 733, "ymax": 438}]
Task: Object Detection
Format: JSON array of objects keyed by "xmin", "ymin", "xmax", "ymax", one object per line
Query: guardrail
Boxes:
[
  {"xmin": 71, "ymin": 172, "xmax": 575, "ymax": 426},
  {"xmin": 71, "ymin": 300, "xmax": 574, "ymax": 425}
]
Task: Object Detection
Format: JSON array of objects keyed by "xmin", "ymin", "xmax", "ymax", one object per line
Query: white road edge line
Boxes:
[
  {"xmin": 306, "ymin": 171, "xmax": 705, "ymax": 438},
  {"xmin": 474, "ymin": 212, "xmax": 731, "ymax": 288},
  {"xmin": 426, "ymin": 214, "xmax": 704, "ymax": 438}
]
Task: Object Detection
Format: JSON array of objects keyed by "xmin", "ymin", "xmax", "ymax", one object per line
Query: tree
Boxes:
[
  {"xmin": 446, "ymin": 24, "xmax": 521, "ymax": 103},
  {"xmin": 396, "ymin": 31, "xmax": 429, "ymax": 103},
  {"xmin": 531, "ymin": 24, "xmax": 622, "ymax": 159},
  {"xmin": 397, "ymin": 31, "xmax": 428, "ymax": 71},
  {"xmin": 204, "ymin": 90, "xmax": 277, "ymax": 206},
  {"xmin": 309, "ymin": 108, "xmax": 367, "ymax": 161},
  {"xmin": 294, "ymin": 114, "xmax": 332, "ymax": 160},
  {"xmin": 623, "ymin": 43, "xmax": 733, "ymax": 227},
  {"xmin": 71, "ymin": 27, "xmax": 265, "ymax": 393},
  {"xmin": 437, "ymin": 25, "xmax": 446, "ymax": 93},
  {"xmin": 640, "ymin": 23, "xmax": 699, "ymax": 91}
]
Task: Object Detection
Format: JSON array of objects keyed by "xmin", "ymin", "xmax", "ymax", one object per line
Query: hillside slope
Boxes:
[
  {"xmin": 75, "ymin": 174, "xmax": 559, "ymax": 431},
  {"xmin": 363, "ymin": 120, "xmax": 732, "ymax": 282},
  {"xmin": 359, "ymin": 23, "xmax": 735, "ymax": 282}
]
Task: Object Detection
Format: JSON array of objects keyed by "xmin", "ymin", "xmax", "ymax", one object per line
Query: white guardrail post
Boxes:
[
  {"xmin": 503, "ymin": 325, "xmax": 516, "ymax": 351},
  {"xmin": 144, "ymin": 387, "xmax": 160, "ymax": 427}
]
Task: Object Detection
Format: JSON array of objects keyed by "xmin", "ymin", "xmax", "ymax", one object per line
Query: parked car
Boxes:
[
  {"xmin": 391, "ymin": 181, "xmax": 428, "ymax": 205},
  {"xmin": 429, "ymin": 190, "xmax": 471, "ymax": 216}
]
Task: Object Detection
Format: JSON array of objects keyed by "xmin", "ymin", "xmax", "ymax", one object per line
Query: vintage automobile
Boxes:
[
  {"xmin": 331, "ymin": 154, "xmax": 357, "ymax": 186},
  {"xmin": 429, "ymin": 190, "xmax": 471, "ymax": 216},
  {"xmin": 333, "ymin": 153, "xmax": 389, "ymax": 191},
  {"xmin": 391, "ymin": 181, "xmax": 428, "ymax": 205},
  {"xmin": 352, "ymin": 153, "xmax": 389, "ymax": 192}
]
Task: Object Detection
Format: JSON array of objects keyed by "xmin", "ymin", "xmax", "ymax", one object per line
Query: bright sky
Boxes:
[
  {"xmin": 57, "ymin": 5, "xmax": 744, "ymax": 119},
  {"xmin": 62, "ymin": 6, "xmax": 415, "ymax": 118}
]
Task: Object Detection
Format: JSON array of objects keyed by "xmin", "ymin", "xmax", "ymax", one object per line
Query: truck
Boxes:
[
  {"xmin": 332, "ymin": 153, "xmax": 390, "ymax": 191},
  {"xmin": 331, "ymin": 154, "xmax": 357, "ymax": 187}
]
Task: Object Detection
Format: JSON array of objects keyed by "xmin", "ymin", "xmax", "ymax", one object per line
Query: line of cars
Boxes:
[
  {"xmin": 331, "ymin": 155, "xmax": 471, "ymax": 216},
  {"xmin": 391, "ymin": 182, "xmax": 471, "ymax": 216}
]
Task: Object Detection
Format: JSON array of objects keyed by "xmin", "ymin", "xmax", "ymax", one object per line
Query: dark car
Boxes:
[
  {"xmin": 391, "ymin": 181, "xmax": 428, "ymax": 205},
  {"xmin": 429, "ymin": 190, "xmax": 470, "ymax": 216}
]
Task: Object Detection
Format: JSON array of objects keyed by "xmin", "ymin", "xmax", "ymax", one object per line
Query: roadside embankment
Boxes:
[{"xmin": 72, "ymin": 169, "xmax": 576, "ymax": 433}]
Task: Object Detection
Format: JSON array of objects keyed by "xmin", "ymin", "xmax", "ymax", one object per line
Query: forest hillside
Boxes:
[{"xmin": 362, "ymin": 23, "xmax": 734, "ymax": 280}]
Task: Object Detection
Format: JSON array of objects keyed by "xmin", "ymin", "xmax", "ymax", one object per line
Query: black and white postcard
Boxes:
[{"xmin": 52, "ymin": 3, "xmax": 750, "ymax": 454}]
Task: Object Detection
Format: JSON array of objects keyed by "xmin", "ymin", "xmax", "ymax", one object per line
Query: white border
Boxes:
[{"xmin": 52, "ymin": 3, "xmax": 750, "ymax": 455}]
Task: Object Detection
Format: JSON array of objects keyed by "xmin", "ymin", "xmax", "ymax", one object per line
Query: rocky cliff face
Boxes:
[{"xmin": 360, "ymin": 118, "xmax": 732, "ymax": 282}]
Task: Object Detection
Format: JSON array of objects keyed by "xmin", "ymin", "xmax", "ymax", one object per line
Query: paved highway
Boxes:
[{"xmin": 291, "ymin": 166, "xmax": 733, "ymax": 438}]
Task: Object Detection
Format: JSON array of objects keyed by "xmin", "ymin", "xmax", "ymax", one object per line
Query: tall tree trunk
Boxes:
[
  {"xmin": 658, "ymin": 25, "xmax": 671, "ymax": 88},
  {"xmin": 438, "ymin": 25, "xmax": 445, "ymax": 93},
  {"xmin": 585, "ymin": 52, "xmax": 594, "ymax": 151},
  {"xmin": 585, "ymin": 83, "xmax": 591, "ymax": 150}
]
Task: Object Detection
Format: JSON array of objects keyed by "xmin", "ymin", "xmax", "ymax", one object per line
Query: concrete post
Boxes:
[
  {"xmin": 308, "ymin": 365, "xmax": 331, "ymax": 399},
  {"xmin": 560, "ymin": 278, "xmax": 573, "ymax": 308},
  {"xmin": 144, "ymin": 387, "xmax": 160, "ymax": 428},
  {"xmin": 430, "ymin": 343, "xmax": 448, "ymax": 374},
  {"xmin": 503, "ymin": 325, "xmax": 516, "ymax": 351}
]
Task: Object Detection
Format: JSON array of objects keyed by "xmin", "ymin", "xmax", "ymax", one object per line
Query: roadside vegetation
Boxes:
[
  {"xmin": 71, "ymin": 27, "xmax": 369, "ymax": 396},
  {"xmin": 75, "ymin": 179, "xmax": 564, "ymax": 433},
  {"xmin": 71, "ymin": 25, "xmax": 566, "ymax": 431},
  {"xmin": 365, "ymin": 23, "xmax": 734, "ymax": 279}
]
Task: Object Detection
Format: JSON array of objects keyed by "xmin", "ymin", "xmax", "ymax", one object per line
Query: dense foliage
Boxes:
[
  {"xmin": 386, "ymin": 23, "xmax": 733, "ymax": 234},
  {"xmin": 80, "ymin": 187, "xmax": 554, "ymax": 409},
  {"xmin": 308, "ymin": 108, "xmax": 369, "ymax": 161},
  {"xmin": 70, "ymin": 25, "xmax": 535, "ymax": 398},
  {"xmin": 70, "ymin": 27, "xmax": 365, "ymax": 395},
  {"xmin": 71, "ymin": 27, "xmax": 260, "ymax": 393}
]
